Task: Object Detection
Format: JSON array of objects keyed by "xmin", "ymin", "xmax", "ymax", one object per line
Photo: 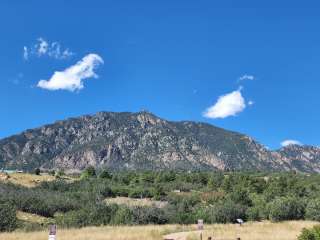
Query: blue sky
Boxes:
[{"xmin": 1, "ymin": 1, "xmax": 320, "ymax": 149}]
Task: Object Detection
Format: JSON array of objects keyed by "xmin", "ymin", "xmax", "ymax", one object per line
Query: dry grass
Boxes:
[
  {"xmin": 0, "ymin": 173, "xmax": 76, "ymax": 187},
  {"xmin": 0, "ymin": 221, "xmax": 318, "ymax": 240},
  {"xmin": 0, "ymin": 225, "xmax": 184, "ymax": 240},
  {"xmin": 199, "ymin": 221, "xmax": 318, "ymax": 240},
  {"xmin": 105, "ymin": 197, "xmax": 168, "ymax": 208},
  {"xmin": 16, "ymin": 211, "xmax": 52, "ymax": 225},
  {"xmin": 0, "ymin": 173, "xmax": 56, "ymax": 187}
]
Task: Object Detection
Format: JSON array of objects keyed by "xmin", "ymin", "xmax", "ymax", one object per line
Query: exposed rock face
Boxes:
[
  {"xmin": 0, "ymin": 111, "xmax": 319, "ymax": 172},
  {"xmin": 275, "ymin": 145, "xmax": 320, "ymax": 173}
]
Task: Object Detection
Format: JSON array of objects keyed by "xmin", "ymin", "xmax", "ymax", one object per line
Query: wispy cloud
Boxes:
[
  {"xmin": 23, "ymin": 47, "xmax": 29, "ymax": 61},
  {"xmin": 238, "ymin": 74, "xmax": 255, "ymax": 82},
  {"xmin": 248, "ymin": 100, "xmax": 254, "ymax": 106},
  {"xmin": 281, "ymin": 139, "xmax": 302, "ymax": 147},
  {"xmin": 37, "ymin": 53, "xmax": 103, "ymax": 92},
  {"xmin": 23, "ymin": 37, "xmax": 74, "ymax": 61},
  {"xmin": 9, "ymin": 73, "xmax": 24, "ymax": 85},
  {"xmin": 203, "ymin": 87, "xmax": 246, "ymax": 119}
]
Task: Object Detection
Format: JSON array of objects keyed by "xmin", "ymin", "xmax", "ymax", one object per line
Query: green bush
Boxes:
[
  {"xmin": 207, "ymin": 200, "xmax": 246, "ymax": 223},
  {"xmin": 34, "ymin": 168, "xmax": 41, "ymax": 175},
  {"xmin": 0, "ymin": 203, "xmax": 17, "ymax": 232},
  {"xmin": 99, "ymin": 170, "xmax": 112, "ymax": 179},
  {"xmin": 246, "ymin": 206, "xmax": 261, "ymax": 221},
  {"xmin": 132, "ymin": 206, "xmax": 168, "ymax": 224},
  {"xmin": 246, "ymin": 194, "xmax": 268, "ymax": 221},
  {"xmin": 305, "ymin": 199, "xmax": 320, "ymax": 221},
  {"xmin": 56, "ymin": 204, "xmax": 116, "ymax": 227},
  {"xmin": 298, "ymin": 225, "xmax": 320, "ymax": 240},
  {"xmin": 111, "ymin": 206, "xmax": 133, "ymax": 225},
  {"xmin": 267, "ymin": 196, "xmax": 305, "ymax": 222},
  {"xmin": 81, "ymin": 166, "xmax": 96, "ymax": 179}
]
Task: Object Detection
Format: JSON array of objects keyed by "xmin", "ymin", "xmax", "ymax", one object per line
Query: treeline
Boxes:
[{"xmin": 2, "ymin": 169, "xmax": 320, "ymax": 232}]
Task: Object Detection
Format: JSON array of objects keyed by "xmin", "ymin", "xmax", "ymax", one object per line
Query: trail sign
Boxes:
[
  {"xmin": 48, "ymin": 225, "xmax": 56, "ymax": 240},
  {"xmin": 197, "ymin": 219, "xmax": 204, "ymax": 230}
]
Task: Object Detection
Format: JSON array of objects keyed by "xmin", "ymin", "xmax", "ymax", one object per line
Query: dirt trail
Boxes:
[{"xmin": 163, "ymin": 230, "xmax": 201, "ymax": 240}]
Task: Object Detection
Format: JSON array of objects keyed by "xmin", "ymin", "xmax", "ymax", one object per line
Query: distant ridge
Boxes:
[{"xmin": 0, "ymin": 111, "xmax": 319, "ymax": 172}]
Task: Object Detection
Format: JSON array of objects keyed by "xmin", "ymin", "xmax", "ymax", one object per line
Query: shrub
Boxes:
[
  {"xmin": 99, "ymin": 170, "xmax": 112, "ymax": 179},
  {"xmin": 132, "ymin": 206, "xmax": 168, "ymax": 224},
  {"xmin": 34, "ymin": 168, "xmax": 41, "ymax": 175},
  {"xmin": 56, "ymin": 170, "xmax": 65, "ymax": 177},
  {"xmin": 267, "ymin": 196, "xmax": 305, "ymax": 222},
  {"xmin": 305, "ymin": 199, "xmax": 320, "ymax": 221},
  {"xmin": 111, "ymin": 206, "xmax": 133, "ymax": 225},
  {"xmin": 56, "ymin": 204, "xmax": 116, "ymax": 227},
  {"xmin": 128, "ymin": 188, "xmax": 153, "ymax": 198},
  {"xmin": 81, "ymin": 166, "xmax": 96, "ymax": 179},
  {"xmin": 246, "ymin": 206, "xmax": 261, "ymax": 221},
  {"xmin": 298, "ymin": 225, "xmax": 320, "ymax": 240},
  {"xmin": 0, "ymin": 203, "xmax": 17, "ymax": 232},
  {"xmin": 228, "ymin": 187, "xmax": 252, "ymax": 206},
  {"xmin": 207, "ymin": 200, "xmax": 247, "ymax": 223},
  {"xmin": 246, "ymin": 194, "xmax": 268, "ymax": 221}
]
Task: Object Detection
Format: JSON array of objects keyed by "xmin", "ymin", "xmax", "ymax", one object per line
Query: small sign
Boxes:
[
  {"xmin": 197, "ymin": 219, "xmax": 204, "ymax": 230},
  {"xmin": 48, "ymin": 225, "xmax": 56, "ymax": 240},
  {"xmin": 236, "ymin": 218, "xmax": 244, "ymax": 226}
]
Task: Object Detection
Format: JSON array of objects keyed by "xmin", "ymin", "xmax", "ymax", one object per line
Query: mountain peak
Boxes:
[{"xmin": 0, "ymin": 111, "xmax": 319, "ymax": 173}]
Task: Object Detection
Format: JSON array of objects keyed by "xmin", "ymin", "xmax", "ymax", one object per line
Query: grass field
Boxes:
[
  {"xmin": 0, "ymin": 221, "xmax": 317, "ymax": 240},
  {"xmin": 0, "ymin": 172, "xmax": 75, "ymax": 187},
  {"xmin": 0, "ymin": 173, "xmax": 56, "ymax": 187},
  {"xmin": 16, "ymin": 211, "xmax": 53, "ymax": 225},
  {"xmin": 105, "ymin": 196, "xmax": 168, "ymax": 208}
]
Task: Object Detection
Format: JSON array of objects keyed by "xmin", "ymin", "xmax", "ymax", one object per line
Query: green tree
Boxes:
[
  {"xmin": 305, "ymin": 199, "xmax": 320, "ymax": 221},
  {"xmin": 99, "ymin": 170, "xmax": 112, "ymax": 179},
  {"xmin": 207, "ymin": 200, "xmax": 246, "ymax": 223},
  {"xmin": 81, "ymin": 166, "xmax": 96, "ymax": 179},
  {"xmin": 34, "ymin": 168, "xmax": 41, "ymax": 175},
  {"xmin": 111, "ymin": 207, "xmax": 133, "ymax": 225},
  {"xmin": 267, "ymin": 196, "xmax": 305, "ymax": 222}
]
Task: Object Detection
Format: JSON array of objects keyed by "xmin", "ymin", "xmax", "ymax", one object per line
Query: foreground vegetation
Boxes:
[
  {"xmin": 1, "ymin": 169, "xmax": 320, "ymax": 234},
  {"xmin": 0, "ymin": 221, "xmax": 317, "ymax": 240}
]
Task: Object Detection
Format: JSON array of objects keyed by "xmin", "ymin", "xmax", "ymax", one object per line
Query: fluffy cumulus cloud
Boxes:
[
  {"xmin": 37, "ymin": 54, "xmax": 103, "ymax": 92},
  {"xmin": 238, "ymin": 74, "xmax": 255, "ymax": 82},
  {"xmin": 281, "ymin": 140, "xmax": 302, "ymax": 147},
  {"xmin": 23, "ymin": 37, "xmax": 74, "ymax": 60},
  {"xmin": 203, "ymin": 88, "xmax": 246, "ymax": 119}
]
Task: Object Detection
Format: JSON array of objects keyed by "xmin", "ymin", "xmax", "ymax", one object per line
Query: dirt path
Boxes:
[{"xmin": 163, "ymin": 230, "xmax": 201, "ymax": 240}]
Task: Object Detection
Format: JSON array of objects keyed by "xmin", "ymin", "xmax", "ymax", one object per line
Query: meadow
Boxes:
[{"xmin": 0, "ymin": 221, "xmax": 317, "ymax": 240}]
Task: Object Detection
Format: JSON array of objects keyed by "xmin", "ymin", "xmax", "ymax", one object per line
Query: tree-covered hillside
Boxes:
[{"xmin": 2, "ymin": 170, "xmax": 320, "ymax": 232}]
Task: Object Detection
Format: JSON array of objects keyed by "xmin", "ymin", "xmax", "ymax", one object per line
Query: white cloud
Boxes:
[
  {"xmin": 23, "ymin": 37, "xmax": 74, "ymax": 60},
  {"xmin": 248, "ymin": 100, "xmax": 254, "ymax": 106},
  {"xmin": 37, "ymin": 53, "xmax": 103, "ymax": 92},
  {"xmin": 239, "ymin": 74, "xmax": 255, "ymax": 82},
  {"xmin": 203, "ymin": 88, "xmax": 246, "ymax": 119},
  {"xmin": 23, "ymin": 46, "xmax": 29, "ymax": 60},
  {"xmin": 281, "ymin": 140, "xmax": 302, "ymax": 147},
  {"xmin": 37, "ymin": 38, "xmax": 49, "ymax": 56}
]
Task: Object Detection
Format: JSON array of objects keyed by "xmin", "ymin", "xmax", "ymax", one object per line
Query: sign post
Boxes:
[
  {"xmin": 48, "ymin": 225, "xmax": 56, "ymax": 240},
  {"xmin": 197, "ymin": 219, "xmax": 204, "ymax": 230},
  {"xmin": 197, "ymin": 219, "xmax": 204, "ymax": 240}
]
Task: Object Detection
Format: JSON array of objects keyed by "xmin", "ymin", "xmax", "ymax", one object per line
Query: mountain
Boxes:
[{"xmin": 0, "ymin": 111, "xmax": 319, "ymax": 172}]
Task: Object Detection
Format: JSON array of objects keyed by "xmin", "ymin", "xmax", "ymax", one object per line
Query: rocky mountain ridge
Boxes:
[{"xmin": 0, "ymin": 111, "xmax": 319, "ymax": 172}]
